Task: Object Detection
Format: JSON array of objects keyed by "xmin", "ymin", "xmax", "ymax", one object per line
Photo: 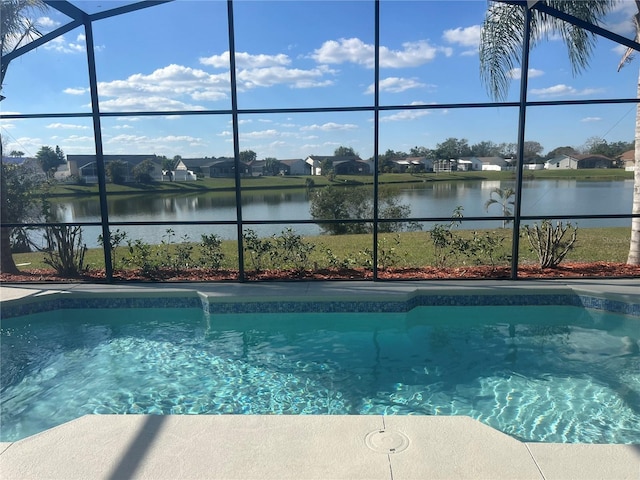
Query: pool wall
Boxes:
[{"xmin": 1, "ymin": 283, "xmax": 639, "ymax": 319}]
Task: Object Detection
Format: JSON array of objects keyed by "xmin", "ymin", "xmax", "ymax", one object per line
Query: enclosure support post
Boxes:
[{"xmin": 511, "ymin": 5, "xmax": 533, "ymax": 280}]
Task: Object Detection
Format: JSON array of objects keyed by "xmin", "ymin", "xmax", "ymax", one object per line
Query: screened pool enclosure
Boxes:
[{"xmin": 1, "ymin": 0, "xmax": 639, "ymax": 282}]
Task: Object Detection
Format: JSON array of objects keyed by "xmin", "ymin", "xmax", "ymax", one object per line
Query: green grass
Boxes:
[{"xmin": 12, "ymin": 226, "xmax": 632, "ymax": 273}]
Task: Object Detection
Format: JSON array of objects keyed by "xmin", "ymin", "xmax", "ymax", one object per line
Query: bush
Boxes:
[
  {"xmin": 522, "ymin": 220, "xmax": 578, "ymax": 268},
  {"xmin": 41, "ymin": 225, "xmax": 88, "ymax": 276},
  {"xmin": 200, "ymin": 233, "xmax": 225, "ymax": 269}
]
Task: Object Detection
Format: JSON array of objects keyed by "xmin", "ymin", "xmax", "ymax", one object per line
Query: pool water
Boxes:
[{"xmin": 1, "ymin": 305, "xmax": 639, "ymax": 443}]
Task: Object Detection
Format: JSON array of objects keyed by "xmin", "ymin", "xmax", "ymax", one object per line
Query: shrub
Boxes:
[
  {"xmin": 42, "ymin": 225, "xmax": 88, "ymax": 276},
  {"xmin": 243, "ymin": 228, "xmax": 275, "ymax": 271},
  {"xmin": 200, "ymin": 233, "xmax": 225, "ymax": 269},
  {"xmin": 522, "ymin": 220, "xmax": 578, "ymax": 268},
  {"xmin": 274, "ymin": 228, "xmax": 315, "ymax": 272}
]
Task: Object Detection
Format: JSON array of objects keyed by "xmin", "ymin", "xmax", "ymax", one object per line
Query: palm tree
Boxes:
[
  {"xmin": 484, "ymin": 187, "xmax": 515, "ymax": 228},
  {"xmin": 479, "ymin": 0, "xmax": 640, "ymax": 265},
  {"xmin": 1, "ymin": 0, "xmax": 47, "ymax": 90},
  {"xmin": 1, "ymin": 0, "xmax": 46, "ymax": 274},
  {"xmin": 617, "ymin": 1, "xmax": 640, "ymax": 264}
]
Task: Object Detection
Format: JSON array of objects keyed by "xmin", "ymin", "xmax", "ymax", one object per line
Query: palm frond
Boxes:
[{"xmin": 480, "ymin": 0, "xmax": 617, "ymax": 101}]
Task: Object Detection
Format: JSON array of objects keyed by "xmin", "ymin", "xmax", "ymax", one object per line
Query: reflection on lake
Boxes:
[{"xmin": 50, "ymin": 179, "xmax": 634, "ymax": 248}]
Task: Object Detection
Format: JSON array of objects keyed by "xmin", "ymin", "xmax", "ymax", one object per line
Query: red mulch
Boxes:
[{"xmin": 1, "ymin": 262, "xmax": 639, "ymax": 283}]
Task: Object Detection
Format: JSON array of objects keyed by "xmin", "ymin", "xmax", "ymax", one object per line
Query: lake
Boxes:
[{"xmin": 50, "ymin": 179, "xmax": 635, "ymax": 248}]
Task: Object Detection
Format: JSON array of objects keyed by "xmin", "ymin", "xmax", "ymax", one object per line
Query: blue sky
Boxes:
[{"xmin": 1, "ymin": 0, "xmax": 639, "ymax": 161}]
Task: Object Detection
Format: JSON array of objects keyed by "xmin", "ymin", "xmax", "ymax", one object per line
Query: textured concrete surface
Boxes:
[{"xmin": 1, "ymin": 415, "xmax": 639, "ymax": 480}]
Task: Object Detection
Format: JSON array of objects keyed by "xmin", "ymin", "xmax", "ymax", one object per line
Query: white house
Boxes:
[
  {"xmin": 544, "ymin": 154, "xmax": 613, "ymax": 170},
  {"xmin": 457, "ymin": 157, "xmax": 484, "ymax": 171},
  {"xmin": 477, "ymin": 156, "xmax": 512, "ymax": 171},
  {"xmin": 544, "ymin": 155, "xmax": 579, "ymax": 169},
  {"xmin": 305, "ymin": 155, "xmax": 372, "ymax": 175},
  {"xmin": 279, "ymin": 158, "xmax": 311, "ymax": 175},
  {"xmin": 523, "ymin": 163, "xmax": 544, "ymax": 170},
  {"xmin": 167, "ymin": 159, "xmax": 197, "ymax": 181}
]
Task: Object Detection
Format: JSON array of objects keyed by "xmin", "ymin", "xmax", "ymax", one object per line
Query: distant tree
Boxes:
[
  {"xmin": 546, "ymin": 146, "xmax": 579, "ymax": 159},
  {"xmin": 310, "ymin": 185, "xmax": 414, "ymax": 235},
  {"xmin": 239, "ymin": 150, "xmax": 257, "ymax": 163},
  {"xmin": 435, "ymin": 137, "xmax": 471, "ymax": 159},
  {"xmin": 35, "ymin": 145, "xmax": 64, "ymax": 178},
  {"xmin": 471, "ymin": 140, "xmax": 502, "ymax": 157},
  {"xmin": 132, "ymin": 159, "xmax": 156, "ymax": 184},
  {"xmin": 379, "ymin": 149, "xmax": 406, "ymax": 173},
  {"xmin": 9, "ymin": 150, "xmax": 24, "ymax": 157},
  {"xmin": 581, "ymin": 136, "xmax": 607, "ymax": 155},
  {"xmin": 161, "ymin": 156, "xmax": 176, "ymax": 171},
  {"xmin": 498, "ymin": 142, "xmax": 518, "ymax": 159},
  {"xmin": 409, "ymin": 146, "xmax": 431, "ymax": 157},
  {"xmin": 264, "ymin": 157, "xmax": 280, "ymax": 175},
  {"xmin": 105, "ymin": 159, "xmax": 127, "ymax": 184},
  {"xmin": 583, "ymin": 138, "xmax": 634, "ymax": 159},
  {"xmin": 522, "ymin": 141, "xmax": 544, "ymax": 163},
  {"xmin": 334, "ymin": 146, "xmax": 357, "ymax": 157},
  {"xmin": 320, "ymin": 158, "xmax": 334, "ymax": 177}
]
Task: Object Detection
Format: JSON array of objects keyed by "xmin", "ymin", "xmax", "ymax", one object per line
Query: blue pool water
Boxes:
[{"xmin": 1, "ymin": 304, "xmax": 639, "ymax": 443}]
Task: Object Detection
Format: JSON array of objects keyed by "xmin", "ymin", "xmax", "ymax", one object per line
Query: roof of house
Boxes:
[
  {"xmin": 547, "ymin": 154, "xmax": 613, "ymax": 163},
  {"xmin": 68, "ymin": 154, "xmax": 160, "ymax": 166},
  {"xmin": 277, "ymin": 158, "xmax": 305, "ymax": 165},
  {"xmin": 618, "ymin": 149, "xmax": 635, "ymax": 161},
  {"xmin": 306, "ymin": 155, "xmax": 363, "ymax": 163}
]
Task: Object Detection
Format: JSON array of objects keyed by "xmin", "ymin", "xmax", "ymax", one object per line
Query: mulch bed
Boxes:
[{"xmin": 1, "ymin": 262, "xmax": 639, "ymax": 283}]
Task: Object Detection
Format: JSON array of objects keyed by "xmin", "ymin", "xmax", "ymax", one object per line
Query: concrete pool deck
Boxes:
[{"xmin": 1, "ymin": 279, "xmax": 639, "ymax": 479}]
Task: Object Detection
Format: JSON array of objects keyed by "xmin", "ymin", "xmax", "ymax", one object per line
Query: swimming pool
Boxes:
[{"xmin": 1, "ymin": 284, "xmax": 639, "ymax": 444}]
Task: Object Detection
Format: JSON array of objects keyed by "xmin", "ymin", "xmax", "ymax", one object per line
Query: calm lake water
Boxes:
[{"xmin": 50, "ymin": 179, "xmax": 635, "ymax": 248}]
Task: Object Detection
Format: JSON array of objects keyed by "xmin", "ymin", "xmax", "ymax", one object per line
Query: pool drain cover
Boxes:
[{"xmin": 365, "ymin": 429, "xmax": 410, "ymax": 454}]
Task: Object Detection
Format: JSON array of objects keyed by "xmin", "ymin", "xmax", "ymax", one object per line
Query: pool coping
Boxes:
[
  {"xmin": 1, "ymin": 278, "xmax": 639, "ymax": 318},
  {"xmin": 1, "ymin": 279, "xmax": 639, "ymax": 479}
]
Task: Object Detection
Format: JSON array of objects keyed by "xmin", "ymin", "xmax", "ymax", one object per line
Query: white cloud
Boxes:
[
  {"xmin": 300, "ymin": 122, "xmax": 358, "ymax": 132},
  {"xmin": 581, "ymin": 117, "xmax": 602, "ymax": 122},
  {"xmin": 105, "ymin": 133, "xmax": 202, "ymax": 149},
  {"xmin": 365, "ymin": 77, "xmax": 428, "ymax": 94},
  {"xmin": 64, "ymin": 87, "xmax": 88, "ymax": 95},
  {"xmin": 530, "ymin": 84, "xmax": 604, "ymax": 97},
  {"xmin": 200, "ymin": 51, "xmax": 291, "ymax": 68},
  {"xmin": 64, "ymin": 135, "xmax": 93, "ymax": 143},
  {"xmin": 236, "ymin": 66, "xmax": 334, "ymax": 89},
  {"xmin": 242, "ymin": 129, "xmax": 280, "ymax": 138},
  {"xmin": 37, "ymin": 16, "xmax": 59, "ymax": 29},
  {"xmin": 509, "ymin": 68, "xmax": 544, "ymax": 80},
  {"xmin": 96, "ymin": 64, "xmax": 230, "ymax": 110},
  {"xmin": 46, "ymin": 123, "xmax": 89, "ymax": 130},
  {"xmin": 312, "ymin": 38, "xmax": 451, "ymax": 68},
  {"xmin": 43, "ymin": 35, "xmax": 85, "ymax": 53},
  {"xmin": 442, "ymin": 25, "xmax": 481, "ymax": 48},
  {"xmin": 97, "ymin": 96, "xmax": 206, "ymax": 112},
  {"xmin": 380, "ymin": 110, "xmax": 430, "ymax": 122}
]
